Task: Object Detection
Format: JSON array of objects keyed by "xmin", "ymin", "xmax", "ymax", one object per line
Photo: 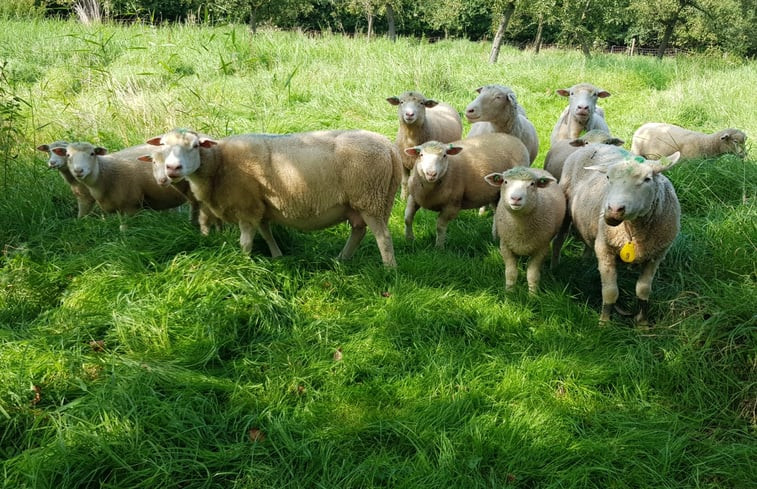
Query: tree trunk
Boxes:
[
  {"xmin": 533, "ymin": 14, "xmax": 544, "ymax": 54},
  {"xmin": 367, "ymin": 13, "xmax": 374, "ymax": 39},
  {"xmin": 488, "ymin": 2, "xmax": 516, "ymax": 63},
  {"xmin": 657, "ymin": 17, "xmax": 678, "ymax": 58},
  {"xmin": 249, "ymin": 4, "xmax": 257, "ymax": 35},
  {"xmin": 386, "ymin": 4, "xmax": 396, "ymax": 42}
]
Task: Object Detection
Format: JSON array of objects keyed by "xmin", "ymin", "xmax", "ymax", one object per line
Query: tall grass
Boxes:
[{"xmin": 0, "ymin": 19, "xmax": 755, "ymax": 488}]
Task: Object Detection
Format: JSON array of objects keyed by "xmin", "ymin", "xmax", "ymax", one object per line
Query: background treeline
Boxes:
[{"xmin": 2, "ymin": 0, "xmax": 756, "ymax": 58}]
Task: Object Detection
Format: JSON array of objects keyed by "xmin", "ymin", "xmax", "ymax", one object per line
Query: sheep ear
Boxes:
[
  {"xmin": 386, "ymin": 97, "xmax": 400, "ymax": 106},
  {"xmin": 51, "ymin": 147, "xmax": 67, "ymax": 157},
  {"xmin": 507, "ymin": 93, "xmax": 518, "ymax": 105},
  {"xmin": 404, "ymin": 147, "xmax": 422, "ymax": 157},
  {"xmin": 720, "ymin": 134, "xmax": 730, "ymax": 141},
  {"xmin": 650, "ymin": 152, "xmax": 681, "ymax": 173},
  {"xmin": 556, "ymin": 89, "xmax": 570, "ymax": 97},
  {"xmin": 536, "ymin": 176, "xmax": 557, "ymax": 188},
  {"xmin": 445, "ymin": 145, "xmax": 464, "ymax": 156},
  {"xmin": 584, "ymin": 164, "xmax": 609, "ymax": 173},
  {"xmin": 137, "ymin": 155, "xmax": 153, "ymax": 163},
  {"xmin": 484, "ymin": 172, "xmax": 505, "ymax": 187},
  {"xmin": 37, "ymin": 144, "xmax": 50, "ymax": 152},
  {"xmin": 198, "ymin": 138, "xmax": 217, "ymax": 148},
  {"xmin": 608, "ymin": 137, "xmax": 625, "ymax": 146},
  {"xmin": 422, "ymin": 99, "xmax": 439, "ymax": 108},
  {"xmin": 475, "ymin": 87, "xmax": 484, "ymax": 94},
  {"xmin": 146, "ymin": 136, "xmax": 163, "ymax": 146},
  {"xmin": 94, "ymin": 147, "xmax": 108, "ymax": 156},
  {"xmin": 569, "ymin": 138, "xmax": 588, "ymax": 147},
  {"xmin": 597, "ymin": 90, "xmax": 611, "ymax": 98}
]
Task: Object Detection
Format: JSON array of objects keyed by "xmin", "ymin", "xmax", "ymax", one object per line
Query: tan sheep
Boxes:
[
  {"xmin": 544, "ymin": 130, "xmax": 624, "ymax": 180},
  {"xmin": 554, "ymin": 145, "xmax": 682, "ymax": 325},
  {"xmin": 54, "ymin": 142, "xmax": 187, "ymax": 216},
  {"xmin": 550, "ymin": 83, "xmax": 611, "ymax": 146},
  {"xmin": 386, "ymin": 91, "xmax": 463, "ymax": 199},
  {"xmin": 138, "ymin": 149, "xmax": 222, "ymax": 235},
  {"xmin": 403, "ymin": 133, "xmax": 530, "ymax": 248},
  {"xmin": 484, "ymin": 167, "xmax": 565, "ymax": 294},
  {"xmin": 146, "ymin": 128, "xmax": 402, "ymax": 266},
  {"xmin": 630, "ymin": 122, "xmax": 747, "ymax": 159},
  {"xmin": 464, "ymin": 84, "xmax": 540, "ymax": 164},
  {"xmin": 37, "ymin": 141, "xmax": 96, "ymax": 218}
]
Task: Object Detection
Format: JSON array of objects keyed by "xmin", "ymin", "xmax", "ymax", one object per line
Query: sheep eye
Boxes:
[
  {"xmin": 644, "ymin": 176, "xmax": 652, "ymax": 182},
  {"xmin": 193, "ymin": 143, "xmax": 199, "ymax": 149}
]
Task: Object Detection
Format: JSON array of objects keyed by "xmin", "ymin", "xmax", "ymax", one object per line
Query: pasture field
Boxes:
[{"xmin": 0, "ymin": 19, "xmax": 755, "ymax": 488}]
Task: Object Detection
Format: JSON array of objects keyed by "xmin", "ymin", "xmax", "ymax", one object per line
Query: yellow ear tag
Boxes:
[{"xmin": 620, "ymin": 241, "xmax": 636, "ymax": 263}]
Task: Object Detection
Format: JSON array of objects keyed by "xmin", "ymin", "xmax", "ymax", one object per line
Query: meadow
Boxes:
[{"xmin": 0, "ymin": 19, "xmax": 755, "ymax": 488}]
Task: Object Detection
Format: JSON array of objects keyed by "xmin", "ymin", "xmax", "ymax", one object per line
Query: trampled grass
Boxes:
[{"xmin": 0, "ymin": 19, "xmax": 755, "ymax": 489}]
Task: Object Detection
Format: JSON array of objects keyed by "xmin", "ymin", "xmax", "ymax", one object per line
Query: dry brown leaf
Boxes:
[{"xmin": 333, "ymin": 347, "xmax": 343, "ymax": 362}]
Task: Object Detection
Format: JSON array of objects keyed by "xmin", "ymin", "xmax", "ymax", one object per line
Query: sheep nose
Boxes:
[{"xmin": 510, "ymin": 196, "xmax": 522, "ymax": 204}]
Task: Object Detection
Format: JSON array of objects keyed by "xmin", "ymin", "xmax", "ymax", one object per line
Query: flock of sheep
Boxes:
[{"xmin": 36, "ymin": 82, "xmax": 748, "ymax": 325}]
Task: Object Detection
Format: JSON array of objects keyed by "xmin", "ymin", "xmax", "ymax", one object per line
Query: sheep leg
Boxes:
[
  {"xmin": 238, "ymin": 221, "xmax": 258, "ymax": 255},
  {"xmin": 76, "ymin": 196, "xmax": 96, "ymax": 218},
  {"xmin": 400, "ymin": 168, "xmax": 410, "ymax": 200},
  {"xmin": 551, "ymin": 210, "xmax": 572, "ymax": 270},
  {"xmin": 526, "ymin": 246, "xmax": 550, "ymax": 295},
  {"xmin": 404, "ymin": 195, "xmax": 419, "ymax": 241},
  {"xmin": 499, "ymin": 244, "xmax": 518, "ymax": 292},
  {"xmin": 362, "ymin": 213, "xmax": 397, "ymax": 267},
  {"xmin": 435, "ymin": 206, "xmax": 460, "ymax": 249},
  {"xmin": 595, "ymin": 241, "xmax": 619, "ymax": 324},
  {"xmin": 338, "ymin": 211, "xmax": 367, "ymax": 261},
  {"xmin": 259, "ymin": 221, "xmax": 282, "ymax": 258},
  {"xmin": 634, "ymin": 259, "xmax": 662, "ymax": 326}
]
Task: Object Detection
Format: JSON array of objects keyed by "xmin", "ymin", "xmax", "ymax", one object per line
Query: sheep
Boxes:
[
  {"xmin": 550, "ymin": 83, "xmax": 611, "ymax": 146},
  {"xmin": 138, "ymin": 148, "xmax": 222, "ymax": 235},
  {"xmin": 145, "ymin": 128, "xmax": 402, "ymax": 266},
  {"xmin": 630, "ymin": 122, "xmax": 747, "ymax": 160},
  {"xmin": 484, "ymin": 167, "xmax": 565, "ymax": 294},
  {"xmin": 37, "ymin": 141, "xmax": 96, "ymax": 218},
  {"xmin": 53, "ymin": 142, "xmax": 187, "ymax": 216},
  {"xmin": 554, "ymin": 145, "xmax": 682, "ymax": 325},
  {"xmin": 464, "ymin": 84, "xmax": 539, "ymax": 164},
  {"xmin": 386, "ymin": 91, "xmax": 463, "ymax": 199},
  {"xmin": 543, "ymin": 130, "xmax": 625, "ymax": 180},
  {"xmin": 402, "ymin": 133, "xmax": 530, "ymax": 248}
]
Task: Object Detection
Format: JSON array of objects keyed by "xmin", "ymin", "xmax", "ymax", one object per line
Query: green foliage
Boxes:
[{"xmin": 0, "ymin": 22, "xmax": 756, "ymax": 489}]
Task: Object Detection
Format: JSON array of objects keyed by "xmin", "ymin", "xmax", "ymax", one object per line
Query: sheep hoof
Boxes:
[{"xmin": 599, "ymin": 303, "xmax": 614, "ymax": 325}]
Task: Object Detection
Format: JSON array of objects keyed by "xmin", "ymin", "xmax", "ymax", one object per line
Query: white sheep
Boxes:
[
  {"xmin": 37, "ymin": 141, "xmax": 96, "ymax": 218},
  {"xmin": 484, "ymin": 167, "xmax": 565, "ymax": 294},
  {"xmin": 386, "ymin": 91, "xmax": 463, "ymax": 199},
  {"xmin": 403, "ymin": 133, "xmax": 530, "ymax": 248},
  {"xmin": 464, "ymin": 84, "xmax": 539, "ymax": 164},
  {"xmin": 631, "ymin": 122, "xmax": 747, "ymax": 160},
  {"xmin": 146, "ymin": 128, "xmax": 402, "ymax": 266},
  {"xmin": 554, "ymin": 145, "xmax": 682, "ymax": 325},
  {"xmin": 550, "ymin": 83, "xmax": 611, "ymax": 146},
  {"xmin": 138, "ymin": 149, "xmax": 222, "ymax": 235},
  {"xmin": 544, "ymin": 130, "xmax": 624, "ymax": 180},
  {"xmin": 54, "ymin": 142, "xmax": 187, "ymax": 216}
]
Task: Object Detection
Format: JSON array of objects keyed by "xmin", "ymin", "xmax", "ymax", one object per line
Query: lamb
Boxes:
[
  {"xmin": 554, "ymin": 145, "xmax": 682, "ymax": 325},
  {"xmin": 402, "ymin": 133, "xmax": 530, "ymax": 248},
  {"xmin": 145, "ymin": 128, "xmax": 402, "ymax": 266},
  {"xmin": 543, "ymin": 130, "xmax": 624, "ymax": 180},
  {"xmin": 484, "ymin": 167, "xmax": 565, "ymax": 294},
  {"xmin": 386, "ymin": 91, "xmax": 463, "ymax": 199},
  {"xmin": 464, "ymin": 84, "xmax": 539, "ymax": 164},
  {"xmin": 138, "ymin": 149, "xmax": 222, "ymax": 235},
  {"xmin": 630, "ymin": 122, "xmax": 747, "ymax": 160},
  {"xmin": 550, "ymin": 83, "xmax": 611, "ymax": 146},
  {"xmin": 37, "ymin": 141, "xmax": 96, "ymax": 218},
  {"xmin": 53, "ymin": 142, "xmax": 187, "ymax": 216}
]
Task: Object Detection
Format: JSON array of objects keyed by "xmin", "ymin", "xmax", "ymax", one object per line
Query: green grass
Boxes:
[{"xmin": 1, "ymin": 19, "xmax": 756, "ymax": 489}]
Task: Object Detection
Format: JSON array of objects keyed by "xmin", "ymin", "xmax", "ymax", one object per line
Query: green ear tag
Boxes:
[{"xmin": 620, "ymin": 241, "xmax": 636, "ymax": 263}]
